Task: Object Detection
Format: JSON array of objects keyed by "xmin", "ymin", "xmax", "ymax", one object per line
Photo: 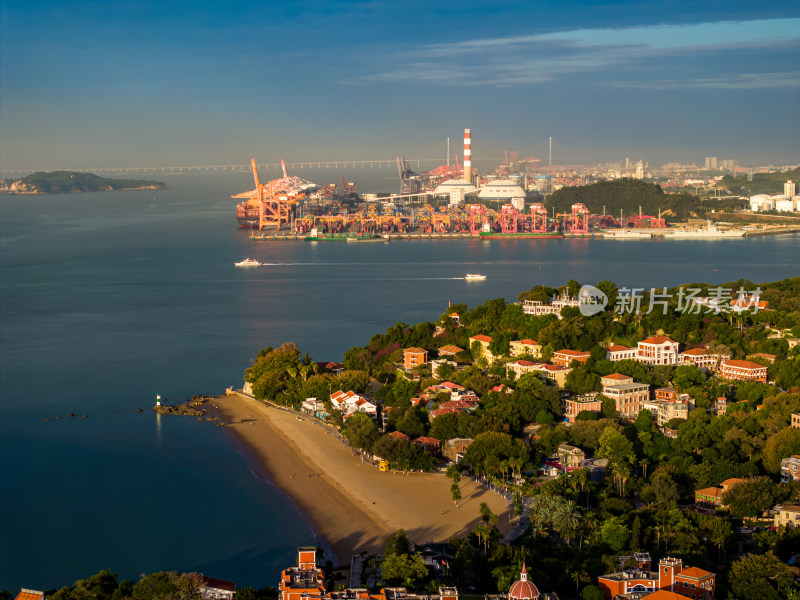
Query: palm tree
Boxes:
[
  {"xmin": 553, "ymin": 499, "xmax": 581, "ymax": 545},
  {"xmin": 569, "ymin": 568, "xmax": 590, "ymax": 600}
]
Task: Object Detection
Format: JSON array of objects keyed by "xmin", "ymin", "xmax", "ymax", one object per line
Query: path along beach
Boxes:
[{"xmin": 212, "ymin": 393, "xmax": 514, "ymax": 566}]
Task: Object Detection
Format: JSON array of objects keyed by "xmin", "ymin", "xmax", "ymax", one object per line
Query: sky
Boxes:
[{"xmin": 1, "ymin": 0, "xmax": 798, "ymax": 171}]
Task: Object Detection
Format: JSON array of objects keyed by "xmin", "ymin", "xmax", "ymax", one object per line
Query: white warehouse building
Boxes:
[{"xmin": 477, "ymin": 178, "xmax": 527, "ymax": 202}]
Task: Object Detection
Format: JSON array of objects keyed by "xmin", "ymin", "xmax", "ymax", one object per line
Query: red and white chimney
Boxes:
[{"xmin": 463, "ymin": 128, "xmax": 472, "ymax": 183}]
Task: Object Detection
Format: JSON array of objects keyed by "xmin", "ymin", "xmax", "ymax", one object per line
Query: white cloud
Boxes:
[{"xmin": 354, "ymin": 18, "xmax": 800, "ymax": 88}]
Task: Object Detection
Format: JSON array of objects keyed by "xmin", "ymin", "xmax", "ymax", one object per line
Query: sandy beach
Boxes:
[{"xmin": 211, "ymin": 393, "xmax": 514, "ymax": 566}]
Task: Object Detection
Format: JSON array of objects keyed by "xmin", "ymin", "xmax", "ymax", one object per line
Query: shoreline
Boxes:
[{"xmin": 208, "ymin": 393, "xmax": 514, "ymax": 566}]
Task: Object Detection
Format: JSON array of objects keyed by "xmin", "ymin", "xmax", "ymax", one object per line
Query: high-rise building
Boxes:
[
  {"xmin": 785, "ymin": 180, "xmax": 797, "ymax": 197},
  {"xmin": 704, "ymin": 157, "xmax": 718, "ymax": 170}
]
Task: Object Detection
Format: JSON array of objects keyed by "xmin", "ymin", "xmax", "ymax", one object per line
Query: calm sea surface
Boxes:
[{"xmin": 1, "ymin": 171, "xmax": 798, "ymax": 588}]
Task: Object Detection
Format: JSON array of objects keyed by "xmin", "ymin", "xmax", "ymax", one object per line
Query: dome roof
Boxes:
[
  {"xmin": 509, "ymin": 564, "xmax": 539, "ymax": 600},
  {"xmin": 433, "ymin": 178, "xmax": 477, "ymax": 195},
  {"xmin": 478, "ymin": 179, "xmax": 526, "ymax": 200}
]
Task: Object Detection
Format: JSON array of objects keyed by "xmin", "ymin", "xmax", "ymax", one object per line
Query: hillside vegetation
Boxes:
[
  {"xmin": 0, "ymin": 171, "xmax": 166, "ymax": 194},
  {"xmin": 716, "ymin": 167, "xmax": 800, "ymax": 196},
  {"xmin": 544, "ymin": 179, "xmax": 701, "ymax": 223}
]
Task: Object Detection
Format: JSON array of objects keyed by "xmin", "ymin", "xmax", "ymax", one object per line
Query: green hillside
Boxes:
[
  {"xmin": 1, "ymin": 171, "xmax": 166, "ymax": 194},
  {"xmin": 544, "ymin": 178, "xmax": 700, "ymax": 222},
  {"xmin": 716, "ymin": 167, "xmax": 800, "ymax": 196}
]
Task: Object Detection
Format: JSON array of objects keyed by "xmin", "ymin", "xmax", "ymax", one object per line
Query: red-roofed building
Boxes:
[
  {"xmin": 564, "ymin": 393, "xmax": 603, "ymax": 422},
  {"xmin": 510, "ymin": 339, "xmax": 542, "ymax": 358},
  {"xmin": 279, "ymin": 547, "xmax": 325, "ymax": 600},
  {"xmin": 388, "ymin": 431, "xmax": 410, "ymax": 441},
  {"xmin": 438, "ymin": 345, "xmax": 464, "ymax": 356},
  {"xmin": 601, "ymin": 373, "xmax": 634, "ymax": 387},
  {"xmin": 509, "ymin": 564, "xmax": 539, "ymax": 600},
  {"xmin": 201, "ymin": 576, "xmax": 236, "ymax": 600},
  {"xmin": 506, "ymin": 359, "xmax": 538, "ymax": 377},
  {"xmin": 637, "ymin": 336, "xmax": 680, "ymax": 365},
  {"xmin": 404, "ymin": 347, "xmax": 428, "ymax": 370},
  {"xmin": 413, "ymin": 436, "xmax": 441, "ymax": 454},
  {"xmin": 695, "ymin": 478, "xmax": 743, "ymax": 508},
  {"xmin": 490, "ymin": 384, "xmax": 513, "ymax": 394},
  {"xmin": 14, "ymin": 591, "xmax": 44, "ymax": 600},
  {"xmin": 553, "ymin": 349, "xmax": 592, "ymax": 367},
  {"xmin": 598, "ymin": 557, "xmax": 715, "ymax": 600},
  {"xmin": 430, "ymin": 407, "xmax": 464, "ymax": 419},
  {"xmin": 679, "ymin": 347, "xmax": 720, "ymax": 370},
  {"xmin": 469, "ymin": 335, "xmax": 494, "ymax": 360},
  {"xmin": 720, "ymin": 359, "xmax": 768, "ymax": 382},
  {"xmin": 606, "ymin": 344, "xmax": 637, "ymax": 362}
]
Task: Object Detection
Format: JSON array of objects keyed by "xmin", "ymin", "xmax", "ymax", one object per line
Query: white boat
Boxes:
[
  {"xmin": 465, "ymin": 273, "xmax": 486, "ymax": 281},
  {"xmin": 664, "ymin": 220, "xmax": 745, "ymax": 238},
  {"xmin": 235, "ymin": 258, "xmax": 261, "ymax": 267}
]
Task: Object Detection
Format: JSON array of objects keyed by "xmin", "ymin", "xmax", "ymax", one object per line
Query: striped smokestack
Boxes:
[{"xmin": 463, "ymin": 128, "xmax": 472, "ymax": 183}]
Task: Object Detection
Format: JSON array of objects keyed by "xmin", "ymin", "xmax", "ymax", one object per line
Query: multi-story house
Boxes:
[
  {"xmin": 509, "ymin": 339, "xmax": 542, "ymax": 358},
  {"xmin": 469, "ymin": 335, "xmax": 493, "ymax": 360},
  {"xmin": 564, "ymin": 392, "xmax": 604, "ymax": 422},
  {"xmin": 678, "ymin": 347, "xmax": 721, "ymax": 370},
  {"xmin": 774, "ymin": 504, "xmax": 800, "ymax": 528},
  {"xmin": 720, "ymin": 359, "xmax": 768, "ymax": 383},
  {"xmin": 598, "ymin": 556, "xmax": 715, "ymax": 600},
  {"xmin": 403, "ymin": 347, "xmax": 428, "ymax": 370},
  {"xmin": 553, "ymin": 349, "xmax": 592, "ymax": 368},
  {"xmin": 637, "ymin": 336, "xmax": 680, "ymax": 366},
  {"xmin": 606, "ymin": 344, "xmax": 637, "ymax": 362},
  {"xmin": 780, "ymin": 455, "xmax": 800, "ymax": 483}
]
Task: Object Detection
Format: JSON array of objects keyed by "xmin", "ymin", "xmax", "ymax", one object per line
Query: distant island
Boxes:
[{"xmin": 0, "ymin": 171, "xmax": 167, "ymax": 194}]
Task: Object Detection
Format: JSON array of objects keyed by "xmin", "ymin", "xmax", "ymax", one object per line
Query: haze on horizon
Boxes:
[{"xmin": 1, "ymin": 0, "xmax": 798, "ymax": 172}]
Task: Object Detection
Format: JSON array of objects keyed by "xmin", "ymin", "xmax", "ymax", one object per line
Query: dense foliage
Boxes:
[
  {"xmin": 716, "ymin": 167, "xmax": 800, "ymax": 197},
  {"xmin": 234, "ymin": 276, "xmax": 800, "ymax": 599},
  {"xmin": 0, "ymin": 171, "xmax": 166, "ymax": 193},
  {"xmin": 544, "ymin": 179, "xmax": 702, "ymax": 223}
]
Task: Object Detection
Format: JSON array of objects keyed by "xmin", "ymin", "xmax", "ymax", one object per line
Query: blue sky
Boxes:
[{"xmin": 1, "ymin": 0, "xmax": 798, "ymax": 170}]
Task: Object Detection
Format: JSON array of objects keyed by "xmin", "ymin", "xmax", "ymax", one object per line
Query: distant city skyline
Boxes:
[{"xmin": 1, "ymin": 1, "xmax": 798, "ymax": 171}]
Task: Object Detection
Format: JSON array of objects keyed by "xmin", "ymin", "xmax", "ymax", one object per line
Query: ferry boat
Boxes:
[
  {"xmin": 235, "ymin": 258, "xmax": 261, "ymax": 267},
  {"xmin": 465, "ymin": 273, "xmax": 487, "ymax": 281}
]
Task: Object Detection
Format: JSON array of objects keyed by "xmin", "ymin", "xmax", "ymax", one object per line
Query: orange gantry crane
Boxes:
[{"xmin": 232, "ymin": 159, "xmax": 317, "ymax": 230}]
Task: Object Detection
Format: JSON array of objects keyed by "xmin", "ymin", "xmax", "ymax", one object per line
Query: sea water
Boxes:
[{"xmin": 1, "ymin": 171, "xmax": 798, "ymax": 588}]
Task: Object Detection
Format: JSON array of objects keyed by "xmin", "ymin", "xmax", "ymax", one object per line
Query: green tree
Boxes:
[
  {"xmin": 763, "ymin": 427, "xmax": 800, "ymax": 474},
  {"xmin": 728, "ymin": 552, "xmax": 797, "ymax": 600},
  {"xmin": 343, "ymin": 412, "xmax": 379, "ymax": 452},
  {"xmin": 722, "ymin": 477, "xmax": 787, "ymax": 520},
  {"xmin": 132, "ymin": 572, "xmax": 201, "ymax": 600},
  {"xmin": 450, "ymin": 481, "xmax": 462, "ymax": 504},
  {"xmin": 380, "ymin": 553, "xmax": 428, "ymax": 588},
  {"xmin": 597, "ymin": 427, "xmax": 636, "ymax": 497},
  {"xmin": 600, "ymin": 516, "xmax": 629, "ymax": 552}
]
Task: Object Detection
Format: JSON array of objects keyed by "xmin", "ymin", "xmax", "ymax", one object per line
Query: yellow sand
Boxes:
[{"xmin": 212, "ymin": 393, "xmax": 513, "ymax": 565}]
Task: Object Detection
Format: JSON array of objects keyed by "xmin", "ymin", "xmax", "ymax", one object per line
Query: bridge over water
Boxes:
[
  {"xmin": 1, "ymin": 159, "xmax": 448, "ymax": 177},
  {"xmin": 0, "ymin": 157, "xmax": 503, "ymax": 178}
]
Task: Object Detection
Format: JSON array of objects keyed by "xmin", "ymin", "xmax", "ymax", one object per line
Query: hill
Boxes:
[
  {"xmin": 716, "ymin": 167, "xmax": 800, "ymax": 196},
  {"xmin": 0, "ymin": 171, "xmax": 167, "ymax": 194},
  {"xmin": 544, "ymin": 178, "xmax": 701, "ymax": 223}
]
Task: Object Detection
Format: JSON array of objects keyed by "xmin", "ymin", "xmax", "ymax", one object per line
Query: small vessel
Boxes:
[
  {"xmin": 664, "ymin": 220, "xmax": 745, "ymax": 239},
  {"xmin": 235, "ymin": 258, "xmax": 261, "ymax": 267},
  {"xmin": 465, "ymin": 273, "xmax": 486, "ymax": 281},
  {"xmin": 602, "ymin": 229, "xmax": 653, "ymax": 239}
]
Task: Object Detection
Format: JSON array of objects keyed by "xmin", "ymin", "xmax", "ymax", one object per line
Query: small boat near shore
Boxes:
[
  {"xmin": 465, "ymin": 273, "xmax": 486, "ymax": 281},
  {"xmin": 235, "ymin": 258, "xmax": 261, "ymax": 267}
]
